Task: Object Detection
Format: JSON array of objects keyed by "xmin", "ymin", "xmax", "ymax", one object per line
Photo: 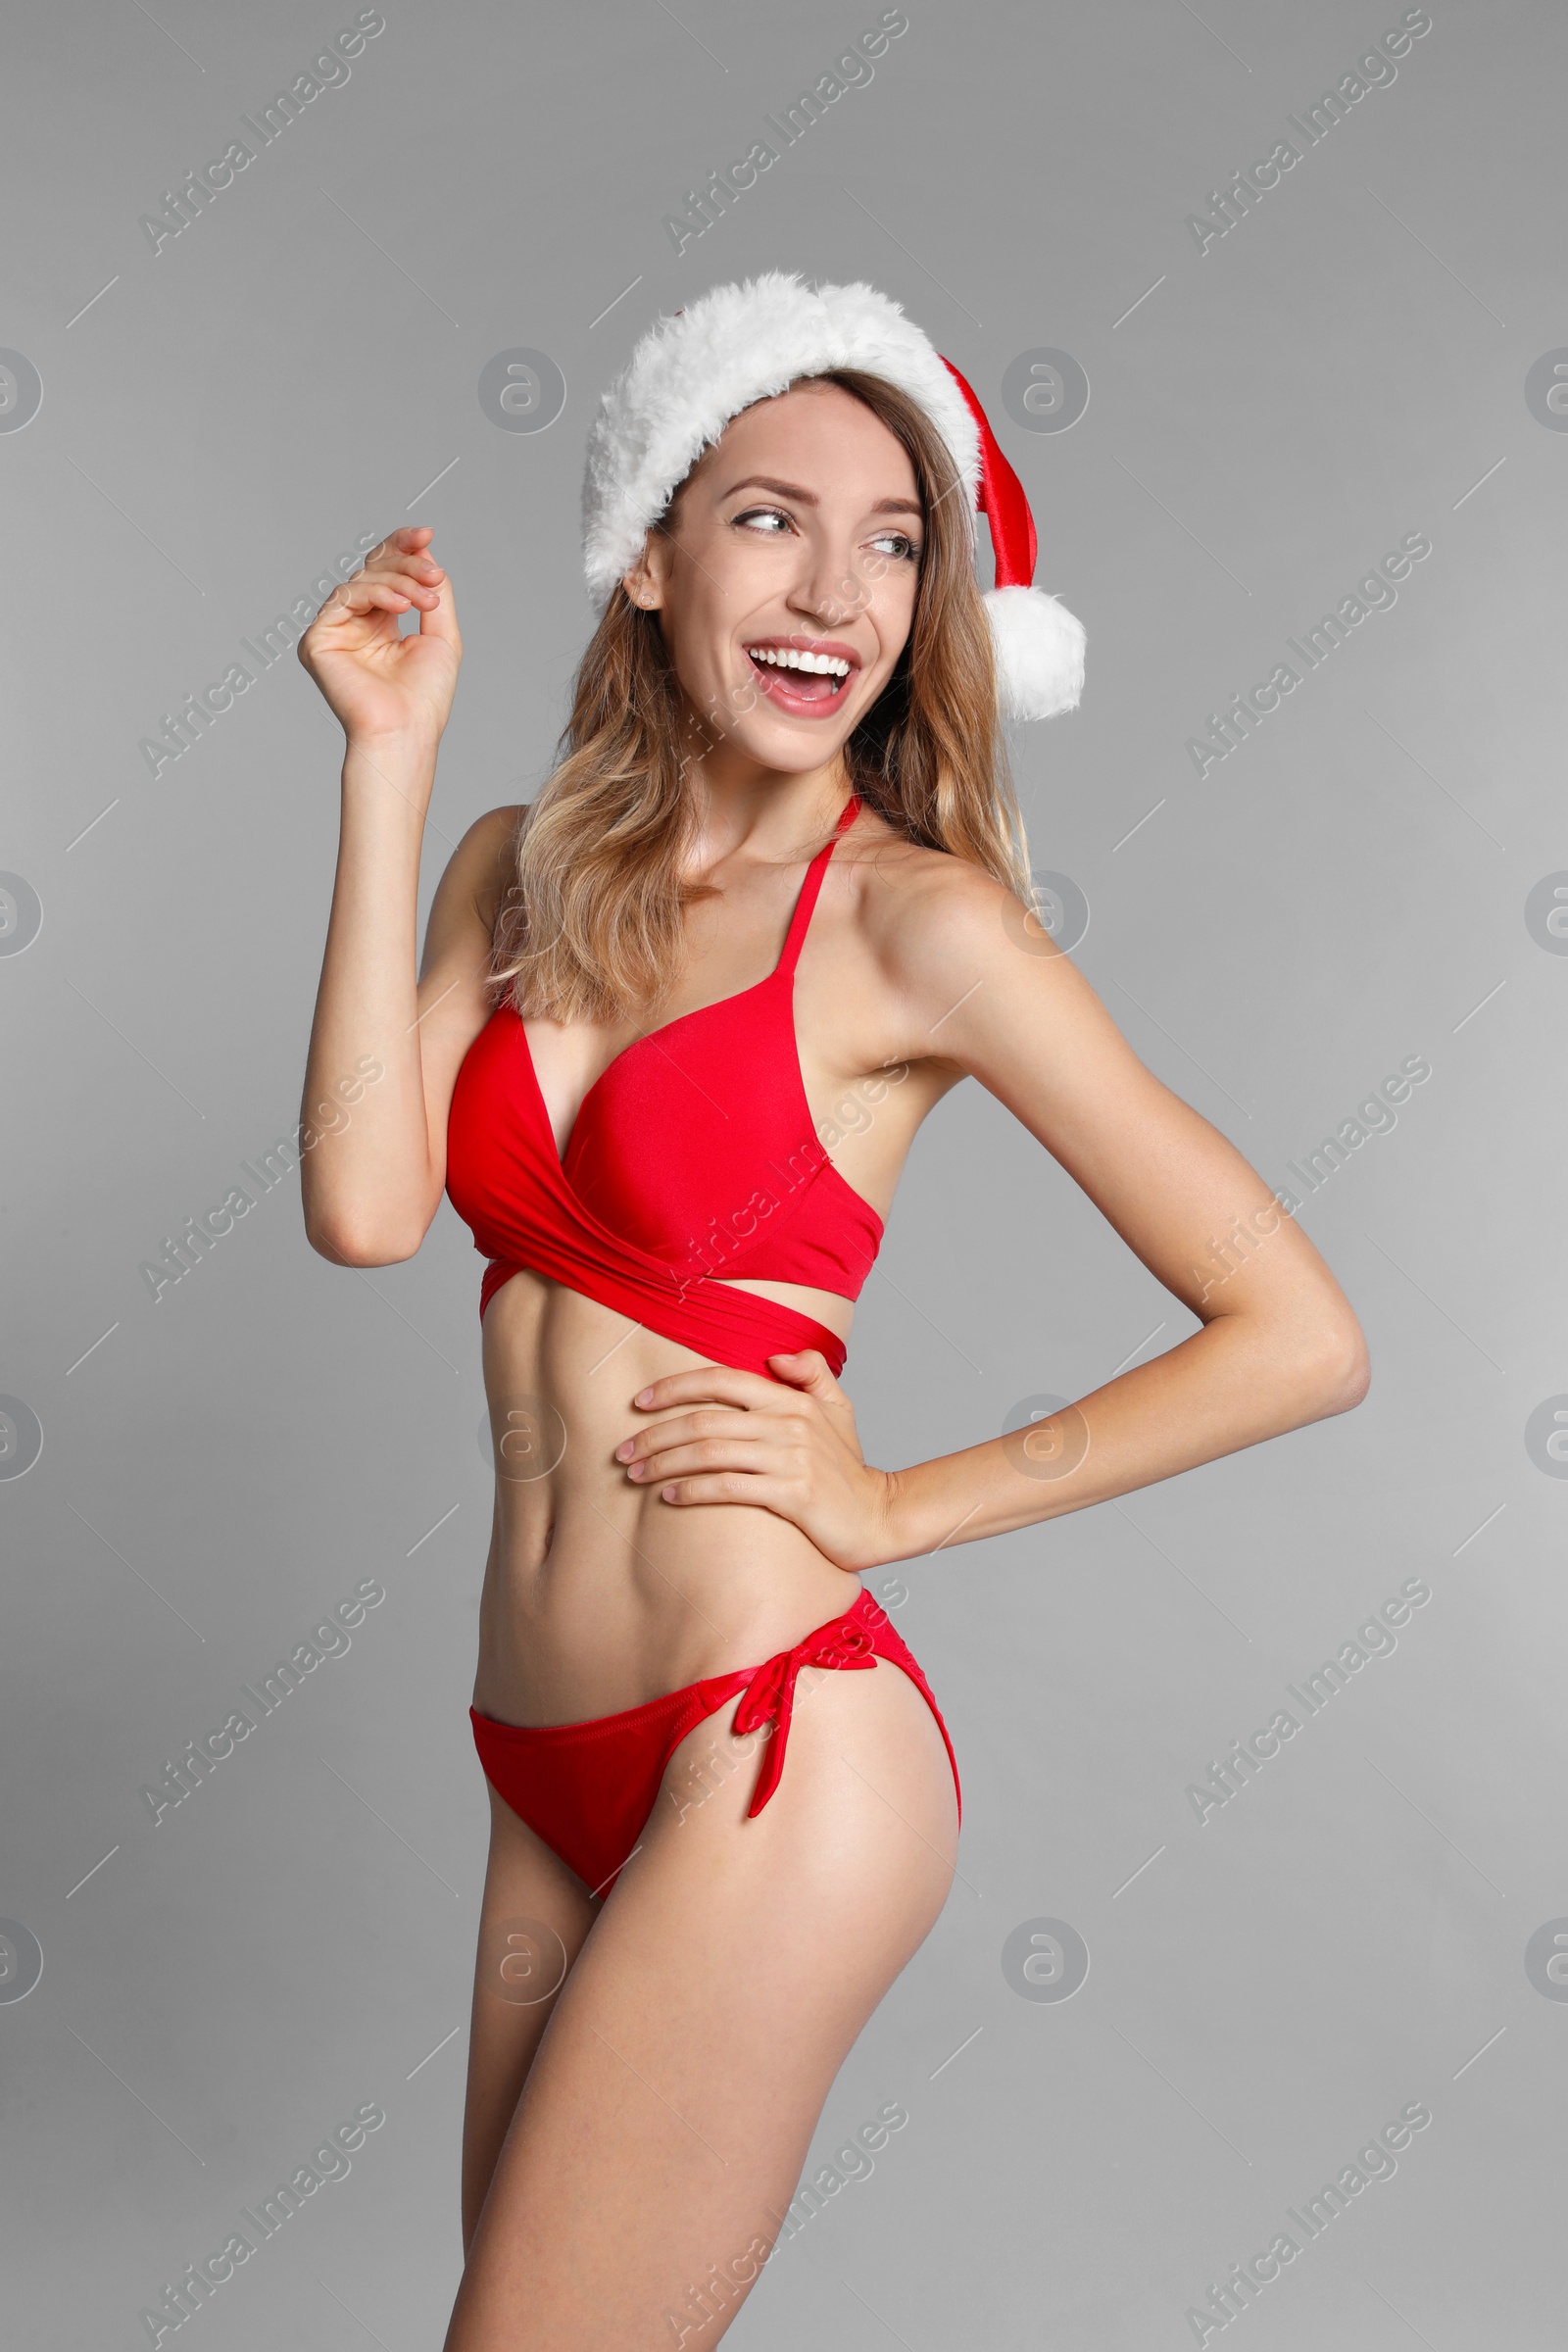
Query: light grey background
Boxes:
[{"xmin": 4, "ymin": 1, "xmax": 1564, "ymax": 2344}]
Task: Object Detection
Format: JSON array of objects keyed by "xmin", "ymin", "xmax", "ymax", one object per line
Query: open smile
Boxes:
[{"xmin": 744, "ymin": 638, "xmax": 859, "ymax": 717}]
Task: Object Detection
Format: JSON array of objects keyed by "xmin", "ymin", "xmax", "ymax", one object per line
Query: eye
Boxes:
[
  {"xmin": 869, "ymin": 530, "xmax": 920, "ymax": 563},
  {"xmin": 732, "ymin": 505, "xmax": 794, "ymax": 535}
]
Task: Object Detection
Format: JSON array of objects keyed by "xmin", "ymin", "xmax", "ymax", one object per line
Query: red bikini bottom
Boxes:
[{"xmin": 469, "ymin": 1584, "xmax": 961, "ymax": 1899}]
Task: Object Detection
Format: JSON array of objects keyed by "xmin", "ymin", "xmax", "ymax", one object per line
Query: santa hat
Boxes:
[{"xmin": 581, "ymin": 270, "xmax": 1085, "ymax": 722}]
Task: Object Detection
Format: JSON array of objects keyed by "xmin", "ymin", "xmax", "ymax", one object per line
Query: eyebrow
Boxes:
[{"xmin": 718, "ymin": 473, "xmax": 924, "ymax": 519}]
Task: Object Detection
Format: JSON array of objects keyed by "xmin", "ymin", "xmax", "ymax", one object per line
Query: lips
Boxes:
[{"xmin": 743, "ymin": 642, "xmax": 859, "ymax": 717}]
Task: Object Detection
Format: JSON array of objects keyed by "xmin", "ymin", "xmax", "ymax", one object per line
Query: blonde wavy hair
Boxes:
[{"xmin": 490, "ymin": 367, "xmax": 1033, "ymax": 1026}]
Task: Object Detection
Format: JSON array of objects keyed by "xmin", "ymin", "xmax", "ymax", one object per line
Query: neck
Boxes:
[{"xmin": 676, "ymin": 710, "xmax": 854, "ymax": 860}]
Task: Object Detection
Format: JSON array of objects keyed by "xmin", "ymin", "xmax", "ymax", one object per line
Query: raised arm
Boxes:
[{"xmin": 294, "ymin": 523, "xmax": 515, "ymax": 1265}]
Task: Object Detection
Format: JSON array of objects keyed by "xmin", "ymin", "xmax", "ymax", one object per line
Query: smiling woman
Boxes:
[{"xmin": 294, "ymin": 269, "xmax": 1366, "ymax": 2348}]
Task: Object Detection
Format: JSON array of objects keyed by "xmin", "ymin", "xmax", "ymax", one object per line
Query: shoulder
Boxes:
[{"xmin": 840, "ymin": 812, "xmax": 1055, "ymax": 1023}]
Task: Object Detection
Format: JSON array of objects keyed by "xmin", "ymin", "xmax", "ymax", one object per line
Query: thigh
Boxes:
[
  {"xmin": 460, "ymin": 1782, "xmax": 601, "ymax": 2253},
  {"xmin": 443, "ymin": 1655, "xmax": 959, "ymax": 2350}
]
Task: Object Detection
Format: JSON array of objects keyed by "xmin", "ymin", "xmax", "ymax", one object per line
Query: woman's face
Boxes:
[{"xmin": 624, "ymin": 379, "xmax": 924, "ymax": 775}]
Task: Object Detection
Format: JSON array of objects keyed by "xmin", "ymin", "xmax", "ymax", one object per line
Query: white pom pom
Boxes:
[{"xmin": 984, "ymin": 585, "xmax": 1086, "ymax": 721}]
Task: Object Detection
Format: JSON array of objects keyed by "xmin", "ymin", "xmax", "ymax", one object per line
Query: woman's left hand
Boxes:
[{"xmin": 614, "ymin": 1350, "xmax": 903, "ymax": 1573}]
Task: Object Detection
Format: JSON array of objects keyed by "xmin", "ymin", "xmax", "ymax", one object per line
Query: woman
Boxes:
[{"xmin": 297, "ymin": 273, "xmax": 1367, "ymax": 2347}]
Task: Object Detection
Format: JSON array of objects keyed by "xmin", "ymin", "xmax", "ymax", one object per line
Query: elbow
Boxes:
[
  {"xmin": 305, "ymin": 1209, "xmax": 427, "ymax": 1267},
  {"xmin": 1304, "ymin": 1317, "xmax": 1371, "ymax": 1418}
]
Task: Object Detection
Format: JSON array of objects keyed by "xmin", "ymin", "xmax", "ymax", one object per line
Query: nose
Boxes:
[{"xmin": 785, "ymin": 528, "xmax": 866, "ymax": 634}]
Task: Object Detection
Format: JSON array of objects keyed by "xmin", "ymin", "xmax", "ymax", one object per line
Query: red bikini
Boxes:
[{"xmin": 447, "ymin": 796, "xmax": 961, "ymax": 1894}]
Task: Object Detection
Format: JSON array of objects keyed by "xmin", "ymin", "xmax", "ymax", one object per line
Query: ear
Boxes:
[{"xmin": 622, "ymin": 534, "xmax": 665, "ymax": 612}]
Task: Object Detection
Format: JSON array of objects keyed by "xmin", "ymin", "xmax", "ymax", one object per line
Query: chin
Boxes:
[{"xmin": 727, "ymin": 713, "xmax": 855, "ymax": 769}]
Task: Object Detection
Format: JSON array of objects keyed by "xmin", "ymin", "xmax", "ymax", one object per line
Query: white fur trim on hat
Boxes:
[
  {"xmin": 582, "ymin": 270, "xmax": 981, "ymax": 605},
  {"xmin": 985, "ymin": 586, "xmax": 1087, "ymax": 721}
]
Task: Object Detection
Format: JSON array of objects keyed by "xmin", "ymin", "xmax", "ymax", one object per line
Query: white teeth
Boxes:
[{"xmin": 747, "ymin": 645, "xmax": 852, "ymax": 679}]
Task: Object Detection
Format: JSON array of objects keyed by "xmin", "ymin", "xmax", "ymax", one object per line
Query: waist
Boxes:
[{"xmin": 475, "ymin": 1271, "xmax": 860, "ymax": 1721}]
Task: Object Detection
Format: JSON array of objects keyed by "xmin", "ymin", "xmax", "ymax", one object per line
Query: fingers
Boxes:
[
  {"xmin": 766, "ymin": 1348, "xmax": 839, "ymax": 1392},
  {"xmin": 623, "ymin": 1438, "xmax": 777, "ymax": 1486},
  {"xmin": 323, "ymin": 572, "xmax": 440, "ymax": 617},
  {"xmin": 656, "ymin": 1469, "xmax": 786, "ymax": 1507}
]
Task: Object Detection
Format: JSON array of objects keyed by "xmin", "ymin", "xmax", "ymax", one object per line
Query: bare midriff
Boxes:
[{"xmin": 469, "ymin": 1265, "xmax": 863, "ymax": 1731}]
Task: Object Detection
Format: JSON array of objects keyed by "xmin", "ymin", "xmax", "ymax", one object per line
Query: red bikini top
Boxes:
[{"xmin": 445, "ymin": 796, "xmax": 883, "ymax": 1381}]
